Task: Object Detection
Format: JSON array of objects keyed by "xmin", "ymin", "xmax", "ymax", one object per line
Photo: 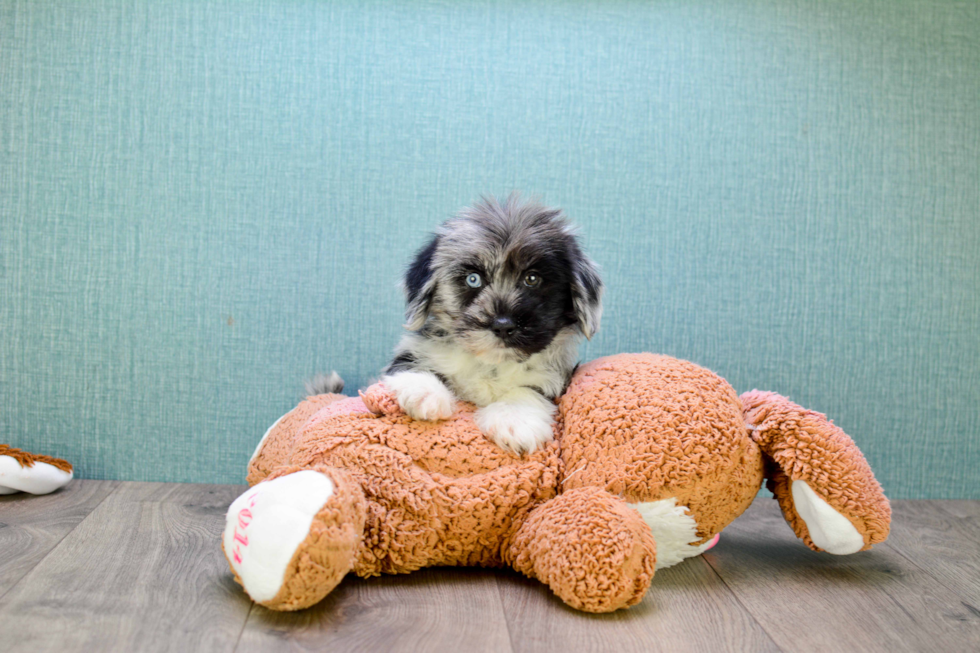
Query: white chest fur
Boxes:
[{"xmin": 400, "ymin": 330, "xmax": 579, "ymax": 405}]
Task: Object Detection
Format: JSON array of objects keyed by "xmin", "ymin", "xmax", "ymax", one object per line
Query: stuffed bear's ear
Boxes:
[
  {"xmin": 571, "ymin": 253, "xmax": 603, "ymax": 340},
  {"xmin": 402, "ymin": 234, "xmax": 439, "ymax": 331}
]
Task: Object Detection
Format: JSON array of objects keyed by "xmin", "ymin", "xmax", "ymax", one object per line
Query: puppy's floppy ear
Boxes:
[
  {"xmin": 571, "ymin": 254, "xmax": 604, "ymax": 340},
  {"xmin": 402, "ymin": 235, "xmax": 439, "ymax": 331}
]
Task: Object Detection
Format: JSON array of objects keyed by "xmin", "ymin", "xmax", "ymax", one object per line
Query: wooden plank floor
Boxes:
[{"xmin": 1, "ymin": 482, "xmax": 978, "ymax": 653}]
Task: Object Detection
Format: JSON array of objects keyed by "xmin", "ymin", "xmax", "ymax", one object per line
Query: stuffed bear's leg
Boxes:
[
  {"xmin": 504, "ymin": 487, "xmax": 657, "ymax": 613},
  {"xmin": 222, "ymin": 465, "xmax": 366, "ymax": 611},
  {"xmin": 247, "ymin": 393, "xmax": 354, "ymax": 486},
  {"xmin": 741, "ymin": 391, "xmax": 890, "ymax": 554},
  {"xmin": 0, "ymin": 445, "xmax": 73, "ymax": 495}
]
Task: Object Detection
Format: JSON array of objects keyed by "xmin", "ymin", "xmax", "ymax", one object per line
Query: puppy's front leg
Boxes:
[
  {"xmin": 475, "ymin": 388, "xmax": 557, "ymax": 455},
  {"xmin": 382, "ymin": 370, "xmax": 456, "ymax": 421}
]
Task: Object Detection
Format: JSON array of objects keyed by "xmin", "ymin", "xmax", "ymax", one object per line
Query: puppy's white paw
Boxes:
[
  {"xmin": 475, "ymin": 399, "xmax": 556, "ymax": 454},
  {"xmin": 382, "ymin": 370, "xmax": 456, "ymax": 421}
]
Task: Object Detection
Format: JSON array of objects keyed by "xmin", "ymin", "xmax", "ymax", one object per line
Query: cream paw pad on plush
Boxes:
[
  {"xmin": 222, "ymin": 464, "xmax": 367, "ymax": 611},
  {"xmin": 0, "ymin": 445, "xmax": 74, "ymax": 495}
]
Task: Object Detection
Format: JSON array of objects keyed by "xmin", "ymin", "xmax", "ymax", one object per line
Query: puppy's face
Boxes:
[{"xmin": 402, "ymin": 196, "xmax": 603, "ymax": 363}]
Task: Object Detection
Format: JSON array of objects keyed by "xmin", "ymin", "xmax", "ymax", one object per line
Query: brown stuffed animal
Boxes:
[{"xmin": 222, "ymin": 353, "xmax": 890, "ymax": 613}]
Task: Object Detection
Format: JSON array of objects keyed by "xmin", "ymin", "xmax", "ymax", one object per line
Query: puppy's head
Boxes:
[{"xmin": 402, "ymin": 194, "xmax": 603, "ymax": 363}]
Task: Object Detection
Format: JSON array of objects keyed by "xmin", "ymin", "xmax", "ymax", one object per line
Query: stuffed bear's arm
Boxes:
[
  {"xmin": 504, "ymin": 487, "xmax": 657, "ymax": 613},
  {"xmin": 741, "ymin": 391, "xmax": 891, "ymax": 554}
]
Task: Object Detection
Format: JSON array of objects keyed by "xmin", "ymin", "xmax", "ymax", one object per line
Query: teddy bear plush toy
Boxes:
[{"xmin": 222, "ymin": 353, "xmax": 890, "ymax": 613}]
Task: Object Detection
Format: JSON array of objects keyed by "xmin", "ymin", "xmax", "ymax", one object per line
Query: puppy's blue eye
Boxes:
[{"xmin": 465, "ymin": 273, "xmax": 483, "ymax": 288}]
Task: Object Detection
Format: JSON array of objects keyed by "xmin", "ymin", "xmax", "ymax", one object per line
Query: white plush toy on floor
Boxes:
[{"xmin": 0, "ymin": 445, "xmax": 74, "ymax": 495}]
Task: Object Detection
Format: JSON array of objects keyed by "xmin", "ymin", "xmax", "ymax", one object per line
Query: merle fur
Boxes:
[{"xmin": 384, "ymin": 194, "xmax": 603, "ymax": 401}]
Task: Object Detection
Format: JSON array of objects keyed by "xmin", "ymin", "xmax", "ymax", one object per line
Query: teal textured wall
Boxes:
[{"xmin": 1, "ymin": 0, "xmax": 977, "ymax": 497}]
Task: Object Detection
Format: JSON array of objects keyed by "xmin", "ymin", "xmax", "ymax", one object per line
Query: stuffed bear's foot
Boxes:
[
  {"xmin": 741, "ymin": 391, "xmax": 890, "ymax": 554},
  {"xmin": 506, "ymin": 487, "xmax": 657, "ymax": 613},
  {"xmin": 222, "ymin": 465, "xmax": 367, "ymax": 611},
  {"xmin": 0, "ymin": 445, "xmax": 73, "ymax": 495}
]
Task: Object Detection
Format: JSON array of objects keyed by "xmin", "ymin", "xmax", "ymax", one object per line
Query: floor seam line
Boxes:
[
  {"xmin": 0, "ymin": 479, "xmax": 123, "ymax": 605},
  {"xmin": 699, "ymin": 555, "xmax": 787, "ymax": 653},
  {"xmin": 229, "ymin": 602, "xmax": 255, "ymax": 653},
  {"xmin": 876, "ymin": 538, "xmax": 975, "ymax": 610},
  {"xmin": 494, "ymin": 575, "xmax": 521, "ymax": 653}
]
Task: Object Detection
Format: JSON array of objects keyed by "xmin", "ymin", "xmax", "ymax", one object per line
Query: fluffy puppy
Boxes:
[{"xmin": 381, "ymin": 194, "xmax": 603, "ymax": 454}]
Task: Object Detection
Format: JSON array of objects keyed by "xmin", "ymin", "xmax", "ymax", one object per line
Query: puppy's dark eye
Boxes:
[
  {"xmin": 465, "ymin": 272, "xmax": 483, "ymax": 288},
  {"xmin": 523, "ymin": 272, "xmax": 541, "ymax": 288}
]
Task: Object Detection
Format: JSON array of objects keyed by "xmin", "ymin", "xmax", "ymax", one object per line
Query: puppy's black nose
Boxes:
[{"xmin": 491, "ymin": 316, "xmax": 517, "ymax": 338}]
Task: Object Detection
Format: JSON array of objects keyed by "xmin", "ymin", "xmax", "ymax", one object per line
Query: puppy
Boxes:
[{"xmin": 381, "ymin": 194, "xmax": 603, "ymax": 454}]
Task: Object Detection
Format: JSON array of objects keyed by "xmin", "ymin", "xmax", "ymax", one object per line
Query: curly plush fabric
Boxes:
[
  {"xmin": 232, "ymin": 353, "xmax": 890, "ymax": 612},
  {"xmin": 250, "ymin": 387, "xmax": 561, "ymax": 577},
  {"xmin": 0, "ymin": 444, "xmax": 73, "ymax": 472},
  {"xmin": 246, "ymin": 393, "xmax": 350, "ymax": 485},
  {"xmin": 741, "ymin": 391, "xmax": 891, "ymax": 551},
  {"xmin": 505, "ymin": 487, "xmax": 657, "ymax": 612},
  {"xmin": 241, "ymin": 465, "xmax": 368, "ymax": 611},
  {"xmin": 559, "ymin": 355, "xmax": 762, "ymax": 541}
]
